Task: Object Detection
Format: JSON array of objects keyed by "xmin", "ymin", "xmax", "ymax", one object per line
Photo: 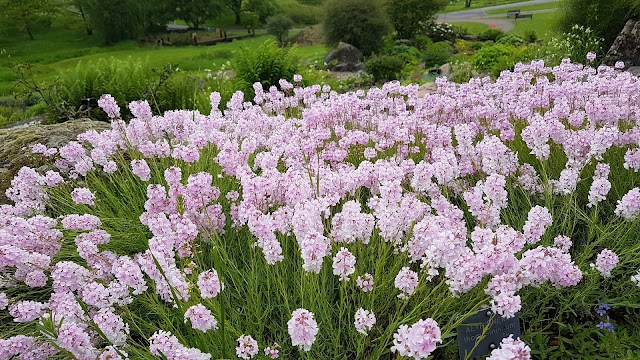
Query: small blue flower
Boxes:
[
  {"xmin": 596, "ymin": 321, "xmax": 615, "ymax": 333},
  {"xmin": 596, "ymin": 303, "xmax": 611, "ymax": 317}
]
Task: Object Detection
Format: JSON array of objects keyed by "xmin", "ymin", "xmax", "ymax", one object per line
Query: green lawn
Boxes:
[
  {"xmin": 510, "ymin": 11, "xmax": 562, "ymax": 39},
  {"xmin": 484, "ymin": 1, "xmax": 560, "ymax": 14},
  {"xmin": 0, "ymin": 28, "xmax": 327, "ymax": 97},
  {"xmin": 450, "ymin": 22, "xmax": 491, "ymax": 34},
  {"xmin": 442, "ymin": 0, "xmax": 535, "ymax": 13}
]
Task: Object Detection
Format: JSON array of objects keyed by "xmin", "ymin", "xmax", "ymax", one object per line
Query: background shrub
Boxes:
[
  {"xmin": 450, "ymin": 61, "xmax": 473, "ymax": 83},
  {"xmin": 386, "ymin": 45, "xmax": 422, "ymax": 65},
  {"xmin": 279, "ymin": 0, "xmax": 325, "ymax": 25},
  {"xmin": 266, "ymin": 14, "xmax": 294, "ymax": 45},
  {"xmin": 471, "ymin": 43, "xmax": 519, "ymax": 76},
  {"xmin": 385, "ymin": 0, "xmax": 448, "ymax": 39},
  {"xmin": 414, "ymin": 35, "xmax": 433, "ymax": 49},
  {"xmin": 537, "ymin": 25, "xmax": 603, "ymax": 66},
  {"xmin": 480, "ymin": 29, "xmax": 506, "ymax": 42},
  {"xmin": 524, "ymin": 30, "xmax": 538, "ymax": 43},
  {"xmin": 422, "ymin": 42, "xmax": 452, "ymax": 68},
  {"xmin": 364, "ymin": 54, "xmax": 405, "ymax": 81},
  {"xmin": 454, "ymin": 39, "xmax": 474, "ymax": 55},
  {"xmin": 559, "ymin": 0, "xmax": 638, "ymax": 51},
  {"xmin": 233, "ymin": 40, "xmax": 300, "ymax": 95},
  {"xmin": 422, "ymin": 21, "xmax": 457, "ymax": 42},
  {"xmin": 497, "ymin": 34, "xmax": 526, "ymax": 46},
  {"xmin": 324, "ymin": 0, "xmax": 391, "ymax": 55}
]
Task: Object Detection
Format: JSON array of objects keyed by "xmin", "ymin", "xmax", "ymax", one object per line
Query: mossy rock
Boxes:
[{"xmin": 0, "ymin": 119, "xmax": 110, "ymax": 204}]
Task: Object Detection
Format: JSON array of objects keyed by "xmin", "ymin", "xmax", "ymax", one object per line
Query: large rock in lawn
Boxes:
[
  {"xmin": 325, "ymin": 42, "xmax": 364, "ymax": 72},
  {"xmin": 0, "ymin": 119, "xmax": 110, "ymax": 204},
  {"xmin": 603, "ymin": 20, "xmax": 640, "ymax": 68}
]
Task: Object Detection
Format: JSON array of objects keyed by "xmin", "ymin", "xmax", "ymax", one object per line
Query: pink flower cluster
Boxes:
[
  {"xmin": 263, "ymin": 343, "xmax": 280, "ymax": 359},
  {"xmin": 236, "ymin": 335, "xmax": 259, "ymax": 359},
  {"xmin": 592, "ymin": 249, "xmax": 619, "ymax": 278},
  {"xmin": 332, "ymin": 247, "xmax": 356, "ymax": 281},
  {"xmin": 149, "ymin": 330, "xmax": 211, "ymax": 360},
  {"xmin": 184, "ymin": 304, "xmax": 218, "ymax": 332},
  {"xmin": 356, "ymin": 273, "xmax": 374, "ymax": 292},
  {"xmin": 391, "ymin": 318, "xmax": 442, "ymax": 359},
  {"xmin": 287, "ymin": 308, "xmax": 318, "ymax": 351},
  {"xmin": 4, "ymin": 59, "xmax": 639, "ymax": 357},
  {"xmin": 198, "ymin": 269, "xmax": 223, "ymax": 298},
  {"xmin": 354, "ymin": 308, "xmax": 376, "ymax": 335},
  {"xmin": 487, "ymin": 335, "xmax": 531, "ymax": 360},
  {"xmin": 71, "ymin": 187, "xmax": 96, "ymax": 206},
  {"xmin": 395, "ymin": 267, "xmax": 419, "ymax": 299}
]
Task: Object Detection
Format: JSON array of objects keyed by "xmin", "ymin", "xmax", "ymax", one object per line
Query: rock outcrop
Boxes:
[
  {"xmin": 603, "ymin": 20, "xmax": 640, "ymax": 68},
  {"xmin": 0, "ymin": 119, "xmax": 110, "ymax": 204},
  {"xmin": 325, "ymin": 42, "xmax": 364, "ymax": 72}
]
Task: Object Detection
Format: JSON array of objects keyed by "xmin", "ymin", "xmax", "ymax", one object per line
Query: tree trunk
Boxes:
[
  {"xmin": 235, "ymin": 10, "xmax": 241, "ymax": 25},
  {"xmin": 26, "ymin": 26, "xmax": 34, "ymax": 40},
  {"xmin": 78, "ymin": 6, "xmax": 93, "ymax": 36},
  {"xmin": 465, "ymin": 0, "xmax": 472, "ymax": 7}
]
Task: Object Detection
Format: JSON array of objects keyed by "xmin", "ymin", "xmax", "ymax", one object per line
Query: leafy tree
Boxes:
[
  {"xmin": 64, "ymin": 0, "xmax": 94, "ymax": 35},
  {"xmin": 0, "ymin": 0, "xmax": 57, "ymax": 40},
  {"xmin": 79, "ymin": 0, "xmax": 174, "ymax": 43},
  {"xmin": 385, "ymin": 0, "xmax": 447, "ymax": 39},
  {"xmin": 266, "ymin": 14, "xmax": 294, "ymax": 45},
  {"xmin": 245, "ymin": 0, "xmax": 277, "ymax": 23},
  {"xmin": 140, "ymin": 0, "xmax": 176, "ymax": 34},
  {"xmin": 324, "ymin": 0, "xmax": 391, "ymax": 55},
  {"xmin": 82, "ymin": 0, "xmax": 145, "ymax": 44},
  {"xmin": 173, "ymin": 0, "xmax": 223, "ymax": 29},
  {"xmin": 225, "ymin": 0, "xmax": 243, "ymax": 24}
]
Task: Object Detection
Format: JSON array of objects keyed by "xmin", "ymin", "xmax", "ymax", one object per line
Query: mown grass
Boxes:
[
  {"xmin": 442, "ymin": 0, "xmax": 536, "ymax": 13},
  {"xmin": 450, "ymin": 22, "xmax": 491, "ymax": 34},
  {"xmin": 484, "ymin": 0, "xmax": 560, "ymax": 14},
  {"xmin": 510, "ymin": 11, "xmax": 562, "ymax": 39},
  {"xmin": 0, "ymin": 28, "xmax": 327, "ymax": 97}
]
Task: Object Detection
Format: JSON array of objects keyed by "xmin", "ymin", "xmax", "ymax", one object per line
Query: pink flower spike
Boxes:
[{"xmin": 288, "ymin": 308, "xmax": 318, "ymax": 351}]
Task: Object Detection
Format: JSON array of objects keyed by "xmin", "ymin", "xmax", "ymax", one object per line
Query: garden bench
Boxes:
[
  {"xmin": 506, "ymin": 10, "xmax": 520, "ymax": 18},
  {"xmin": 515, "ymin": 13, "xmax": 533, "ymax": 20}
]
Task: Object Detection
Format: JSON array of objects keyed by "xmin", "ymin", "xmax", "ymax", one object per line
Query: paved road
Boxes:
[{"xmin": 436, "ymin": 0, "xmax": 558, "ymax": 31}]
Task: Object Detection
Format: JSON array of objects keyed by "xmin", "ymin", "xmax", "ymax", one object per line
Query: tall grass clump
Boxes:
[
  {"xmin": 3, "ymin": 61, "xmax": 640, "ymax": 359},
  {"xmin": 233, "ymin": 40, "xmax": 300, "ymax": 97},
  {"xmin": 31, "ymin": 57, "xmax": 175, "ymax": 121}
]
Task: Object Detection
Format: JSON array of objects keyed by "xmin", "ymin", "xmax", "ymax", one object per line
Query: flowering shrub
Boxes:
[
  {"xmin": 2, "ymin": 59, "xmax": 640, "ymax": 359},
  {"xmin": 541, "ymin": 25, "xmax": 603, "ymax": 66},
  {"xmin": 421, "ymin": 22, "xmax": 456, "ymax": 43}
]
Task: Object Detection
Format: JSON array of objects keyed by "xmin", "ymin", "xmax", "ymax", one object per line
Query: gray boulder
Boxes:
[
  {"xmin": 439, "ymin": 63, "xmax": 452, "ymax": 76},
  {"xmin": 627, "ymin": 66, "xmax": 640, "ymax": 76},
  {"xmin": 603, "ymin": 20, "xmax": 640, "ymax": 68},
  {"xmin": 325, "ymin": 42, "xmax": 364, "ymax": 72}
]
